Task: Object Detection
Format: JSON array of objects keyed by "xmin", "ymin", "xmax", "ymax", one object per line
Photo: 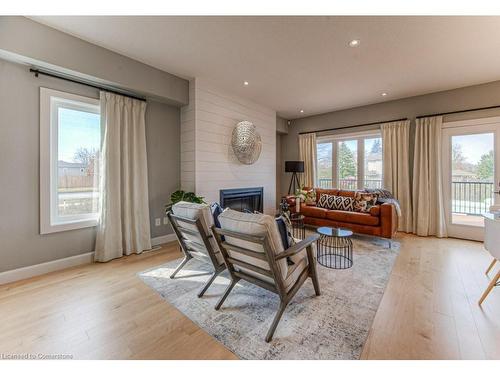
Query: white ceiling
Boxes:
[{"xmin": 32, "ymin": 16, "xmax": 500, "ymax": 119}]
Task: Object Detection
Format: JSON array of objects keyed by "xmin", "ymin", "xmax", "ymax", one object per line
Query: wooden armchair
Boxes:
[
  {"xmin": 211, "ymin": 209, "xmax": 321, "ymax": 342},
  {"xmin": 167, "ymin": 202, "xmax": 226, "ymax": 298}
]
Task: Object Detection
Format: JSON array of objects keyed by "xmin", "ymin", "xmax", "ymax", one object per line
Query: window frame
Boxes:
[
  {"xmin": 317, "ymin": 129, "xmax": 383, "ymax": 189},
  {"xmin": 40, "ymin": 87, "xmax": 101, "ymax": 234}
]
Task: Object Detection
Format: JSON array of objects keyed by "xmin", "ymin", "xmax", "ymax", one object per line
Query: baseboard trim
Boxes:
[
  {"xmin": 151, "ymin": 233, "xmax": 177, "ymax": 246},
  {"xmin": 0, "ymin": 234, "xmax": 178, "ymax": 286},
  {"xmin": 0, "ymin": 251, "xmax": 95, "ymax": 286}
]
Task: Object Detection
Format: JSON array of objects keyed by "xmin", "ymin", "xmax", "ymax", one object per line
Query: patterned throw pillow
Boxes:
[
  {"xmin": 353, "ymin": 192, "xmax": 378, "ymax": 212},
  {"xmin": 304, "ymin": 189, "xmax": 316, "ymax": 205},
  {"xmin": 317, "ymin": 194, "xmax": 355, "ymax": 211}
]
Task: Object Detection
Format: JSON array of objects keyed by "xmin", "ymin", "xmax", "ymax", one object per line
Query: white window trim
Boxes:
[
  {"xmin": 40, "ymin": 87, "xmax": 100, "ymax": 234},
  {"xmin": 317, "ymin": 129, "xmax": 382, "ymax": 189}
]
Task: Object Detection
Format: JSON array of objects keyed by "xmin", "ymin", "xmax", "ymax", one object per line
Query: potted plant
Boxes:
[{"xmin": 165, "ymin": 190, "xmax": 206, "ymax": 212}]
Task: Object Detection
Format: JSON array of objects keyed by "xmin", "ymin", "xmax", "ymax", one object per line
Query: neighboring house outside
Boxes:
[
  {"xmin": 365, "ymin": 152, "xmax": 382, "ymax": 179},
  {"xmin": 452, "ymin": 168, "xmax": 477, "ymax": 182},
  {"xmin": 58, "ymin": 161, "xmax": 87, "ymax": 177}
]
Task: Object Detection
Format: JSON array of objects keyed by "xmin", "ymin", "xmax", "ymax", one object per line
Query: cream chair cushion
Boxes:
[
  {"xmin": 171, "ymin": 201, "xmax": 224, "ymax": 265},
  {"xmin": 218, "ymin": 209, "xmax": 288, "ymax": 286}
]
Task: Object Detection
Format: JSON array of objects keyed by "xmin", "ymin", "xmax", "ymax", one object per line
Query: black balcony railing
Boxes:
[
  {"xmin": 317, "ymin": 178, "xmax": 382, "ymax": 189},
  {"xmin": 452, "ymin": 181, "xmax": 494, "ymax": 215}
]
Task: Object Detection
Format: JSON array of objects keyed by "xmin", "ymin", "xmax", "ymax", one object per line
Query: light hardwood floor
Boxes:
[{"xmin": 0, "ymin": 233, "xmax": 499, "ymax": 359}]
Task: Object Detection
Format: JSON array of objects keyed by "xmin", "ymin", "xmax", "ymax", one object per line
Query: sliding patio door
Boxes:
[{"xmin": 442, "ymin": 117, "xmax": 500, "ymax": 241}]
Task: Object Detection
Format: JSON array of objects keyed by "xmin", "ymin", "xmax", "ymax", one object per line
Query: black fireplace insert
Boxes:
[{"xmin": 219, "ymin": 187, "xmax": 263, "ymax": 213}]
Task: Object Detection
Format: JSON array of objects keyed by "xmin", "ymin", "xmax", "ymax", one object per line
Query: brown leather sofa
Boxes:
[{"xmin": 285, "ymin": 188, "xmax": 398, "ymax": 239}]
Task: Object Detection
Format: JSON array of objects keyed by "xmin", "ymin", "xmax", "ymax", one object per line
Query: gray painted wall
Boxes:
[
  {"xmin": 146, "ymin": 101, "xmax": 180, "ymax": 238},
  {"xmin": 0, "ymin": 17, "xmax": 189, "ymax": 106},
  {"xmin": 0, "ymin": 58, "xmax": 180, "ymax": 272},
  {"xmin": 280, "ymin": 79, "xmax": 500, "ymax": 197},
  {"xmin": 276, "ymin": 115, "xmax": 288, "ymax": 134}
]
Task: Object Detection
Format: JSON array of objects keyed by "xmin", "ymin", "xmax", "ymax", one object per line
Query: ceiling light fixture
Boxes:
[
  {"xmin": 243, "ymin": 81, "xmax": 249, "ymax": 86},
  {"xmin": 300, "ymin": 109, "xmax": 304, "ymax": 113},
  {"xmin": 349, "ymin": 39, "xmax": 360, "ymax": 47},
  {"xmin": 381, "ymin": 92, "xmax": 388, "ymax": 97}
]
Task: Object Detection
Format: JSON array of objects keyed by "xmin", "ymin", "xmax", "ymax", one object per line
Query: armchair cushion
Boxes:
[
  {"xmin": 218, "ymin": 209, "xmax": 288, "ymax": 284},
  {"xmin": 172, "ymin": 201, "xmax": 224, "ymax": 265},
  {"xmin": 284, "ymin": 249, "xmax": 309, "ymax": 292}
]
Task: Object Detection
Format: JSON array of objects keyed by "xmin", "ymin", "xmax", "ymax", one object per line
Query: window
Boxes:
[
  {"xmin": 316, "ymin": 130, "xmax": 383, "ymax": 189},
  {"xmin": 40, "ymin": 88, "xmax": 101, "ymax": 234}
]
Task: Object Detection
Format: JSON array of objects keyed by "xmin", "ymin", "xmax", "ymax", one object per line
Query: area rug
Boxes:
[{"xmin": 138, "ymin": 234, "xmax": 400, "ymax": 360}]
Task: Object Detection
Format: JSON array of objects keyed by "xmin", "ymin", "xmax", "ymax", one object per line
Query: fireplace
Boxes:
[{"xmin": 220, "ymin": 187, "xmax": 263, "ymax": 213}]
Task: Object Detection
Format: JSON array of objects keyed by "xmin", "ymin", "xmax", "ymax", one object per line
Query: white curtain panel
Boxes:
[
  {"xmin": 412, "ymin": 116, "xmax": 448, "ymax": 238},
  {"xmin": 95, "ymin": 92, "xmax": 152, "ymax": 262},
  {"xmin": 298, "ymin": 133, "xmax": 317, "ymax": 188},
  {"xmin": 381, "ymin": 120, "xmax": 413, "ymax": 232}
]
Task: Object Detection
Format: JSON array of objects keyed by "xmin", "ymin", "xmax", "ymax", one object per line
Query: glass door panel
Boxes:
[
  {"xmin": 317, "ymin": 142, "xmax": 333, "ymax": 188},
  {"xmin": 364, "ymin": 137, "xmax": 383, "ymax": 189},
  {"xmin": 443, "ymin": 121, "xmax": 500, "ymax": 241},
  {"xmin": 338, "ymin": 139, "xmax": 358, "ymax": 190},
  {"xmin": 450, "ymin": 133, "xmax": 494, "ymax": 227}
]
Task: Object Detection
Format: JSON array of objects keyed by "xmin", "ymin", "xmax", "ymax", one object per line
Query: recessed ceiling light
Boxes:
[
  {"xmin": 349, "ymin": 39, "xmax": 360, "ymax": 47},
  {"xmin": 381, "ymin": 92, "xmax": 388, "ymax": 97},
  {"xmin": 243, "ymin": 81, "xmax": 249, "ymax": 86},
  {"xmin": 300, "ymin": 109, "xmax": 304, "ymax": 113}
]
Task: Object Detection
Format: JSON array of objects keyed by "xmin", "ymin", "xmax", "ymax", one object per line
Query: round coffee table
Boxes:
[{"xmin": 316, "ymin": 227, "xmax": 353, "ymax": 269}]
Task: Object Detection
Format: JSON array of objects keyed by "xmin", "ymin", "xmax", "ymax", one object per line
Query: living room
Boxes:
[{"xmin": 1, "ymin": 1, "xmax": 500, "ymax": 372}]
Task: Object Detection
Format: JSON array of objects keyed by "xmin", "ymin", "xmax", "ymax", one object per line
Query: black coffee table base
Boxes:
[{"xmin": 317, "ymin": 227, "xmax": 353, "ymax": 269}]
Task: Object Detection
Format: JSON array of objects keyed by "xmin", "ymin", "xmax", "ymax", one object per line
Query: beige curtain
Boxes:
[
  {"xmin": 298, "ymin": 133, "xmax": 317, "ymax": 188},
  {"xmin": 95, "ymin": 92, "xmax": 152, "ymax": 262},
  {"xmin": 381, "ymin": 120, "xmax": 412, "ymax": 232},
  {"xmin": 412, "ymin": 116, "xmax": 448, "ymax": 237}
]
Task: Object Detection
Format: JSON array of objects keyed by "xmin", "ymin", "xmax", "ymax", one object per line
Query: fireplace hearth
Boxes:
[{"xmin": 219, "ymin": 187, "xmax": 263, "ymax": 213}]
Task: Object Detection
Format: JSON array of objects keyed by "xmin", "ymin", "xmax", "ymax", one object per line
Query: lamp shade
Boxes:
[{"xmin": 285, "ymin": 161, "xmax": 304, "ymax": 173}]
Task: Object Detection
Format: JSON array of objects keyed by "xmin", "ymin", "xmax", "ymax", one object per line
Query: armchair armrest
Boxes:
[{"xmin": 275, "ymin": 234, "xmax": 320, "ymax": 260}]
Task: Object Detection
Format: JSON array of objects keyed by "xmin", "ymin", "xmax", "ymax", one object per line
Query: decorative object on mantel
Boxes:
[
  {"xmin": 285, "ymin": 160, "xmax": 304, "ymax": 194},
  {"xmin": 231, "ymin": 121, "xmax": 262, "ymax": 165},
  {"xmin": 139, "ymin": 232, "xmax": 400, "ymax": 359},
  {"xmin": 165, "ymin": 190, "xmax": 206, "ymax": 212}
]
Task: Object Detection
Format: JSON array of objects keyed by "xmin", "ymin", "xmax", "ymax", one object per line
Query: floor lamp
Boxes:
[{"xmin": 285, "ymin": 161, "xmax": 304, "ymax": 195}]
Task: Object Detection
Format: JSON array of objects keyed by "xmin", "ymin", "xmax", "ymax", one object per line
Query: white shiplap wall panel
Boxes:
[
  {"xmin": 181, "ymin": 78, "xmax": 276, "ymax": 214},
  {"xmin": 180, "ymin": 80, "xmax": 196, "ymax": 192}
]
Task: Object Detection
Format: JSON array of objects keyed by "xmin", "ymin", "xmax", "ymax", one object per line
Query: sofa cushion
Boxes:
[
  {"xmin": 315, "ymin": 188, "xmax": 355, "ymax": 201},
  {"xmin": 325, "ymin": 210, "xmax": 380, "ymax": 226},
  {"xmin": 300, "ymin": 205, "xmax": 328, "ymax": 219},
  {"xmin": 369, "ymin": 205, "xmax": 380, "ymax": 217},
  {"xmin": 353, "ymin": 192, "xmax": 378, "ymax": 212},
  {"xmin": 318, "ymin": 194, "xmax": 355, "ymax": 211}
]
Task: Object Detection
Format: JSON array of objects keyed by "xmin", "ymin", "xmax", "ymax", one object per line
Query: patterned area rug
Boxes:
[{"xmin": 138, "ymin": 234, "xmax": 400, "ymax": 360}]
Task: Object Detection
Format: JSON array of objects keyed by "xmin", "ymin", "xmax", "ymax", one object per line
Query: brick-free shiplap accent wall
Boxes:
[{"xmin": 180, "ymin": 78, "xmax": 277, "ymax": 214}]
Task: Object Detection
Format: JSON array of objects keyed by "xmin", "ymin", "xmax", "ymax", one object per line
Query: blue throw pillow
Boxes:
[
  {"xmin": 210, "ymin": 203, "xmax": 225, "ymax": 241},
  {"xmin": 275, "ymin": 216, "xmax": 290, "ymax": 250}
]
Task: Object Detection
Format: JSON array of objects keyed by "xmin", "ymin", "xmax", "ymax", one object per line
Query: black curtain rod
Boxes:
[
  {"xmin": 298, "ymin": 117, "xmax": 408, "ymax": 135},
  {"xmin": 416, "ymin": 104, "xmax": 500, "ymax": 119},
  {"xmin": 30, "ymin": 68, "xmax": 147, "ymax": 102}
]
